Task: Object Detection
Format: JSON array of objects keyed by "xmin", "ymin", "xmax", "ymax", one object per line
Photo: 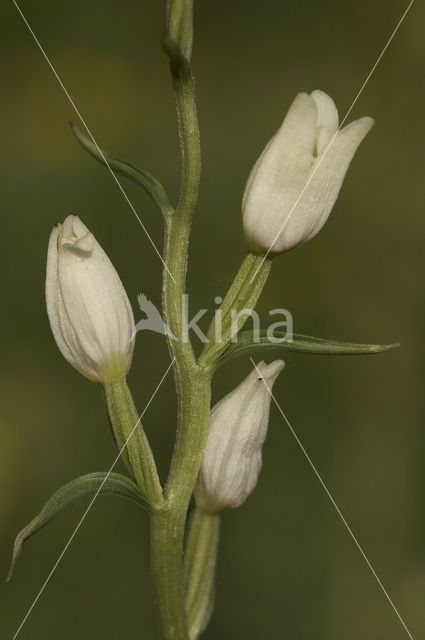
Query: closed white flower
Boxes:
[
  {"xmin": 46, "ymin": 215, "xmax": 135, "ymax": 383},
  {"xmin": 195, "ymin": 360, "xmax": 285, "ymax": 513},
  {"xmin": 242, "ymin": 90, "xmax": 374, "ymax": 254}
]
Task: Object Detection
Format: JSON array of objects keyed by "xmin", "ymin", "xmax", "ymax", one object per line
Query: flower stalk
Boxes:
[
  {"xmin": 103, "ymin": 378, "xmax": 163, "ymax": 508},
  {"xmin": 199, "ymin": 253, "xmax": 272, "ymax": 368}
]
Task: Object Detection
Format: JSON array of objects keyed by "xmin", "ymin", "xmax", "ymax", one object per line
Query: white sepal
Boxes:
[
  {"xmin": 46, "ymin": 215, "xmax": 135, "ymax": 383},
  {"xmin": 242, "ymin": 90, "xmax": 374, "ymax": 254},
  {"xmin": 195, "ymin": 360, "xmax": 285, "ymax": 513}
]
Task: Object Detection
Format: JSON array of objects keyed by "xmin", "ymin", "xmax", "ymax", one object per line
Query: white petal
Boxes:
[
  {"xmin": 310, "ymin": 89, "xmax": 339, "ymax": 134},
  {"xmin": 46, "ymin": 225, "xmax": 73, "ymax": 365},
  {"xmin": 242, "ymin": 93, "xmax": 317, "ymax": 254},
  {"xmin": 58, "ymin": 244, "xmax": 133, "ymax": 379},
  {"xmin": 276, "ymin": 116, "xmax": 374, "ymax": 249},
  {"xmin": 68, "ymin": 214, "xmax": 89, "ymax": 237},
  {"xmin": 241, "ymin": 89, "xmax": 374, "ymax": 255},
  {"xmin": 303, "ymin": 116, "xmax": 374, "ymax": 242},
  {"xmin": 315, "ymin": 126, "xmax": 333, "ymax": 156}
]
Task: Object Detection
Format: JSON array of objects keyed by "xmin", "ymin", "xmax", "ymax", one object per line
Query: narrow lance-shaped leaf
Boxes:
[
  {"xmin": 7, "ymin": 472, "xmax": 147, "ymax": 582},
  {"xmin": 216, "ymin": 330, "xmax": 400, "ymax": 366},
  {"xmin": 70, "ymin": 122, "xmax": 174, "ymax": 218},
  {"xmin": 184, "ymin": 508, "xmax": 219, "ymax": 640}
]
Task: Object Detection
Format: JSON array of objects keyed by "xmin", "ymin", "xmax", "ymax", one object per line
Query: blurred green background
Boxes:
[{"xmin": 0, "ymin": 0, "xmax": 424, "ymax": 638}]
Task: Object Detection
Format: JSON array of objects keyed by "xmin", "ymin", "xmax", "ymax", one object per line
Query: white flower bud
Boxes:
[
  {"xmin": 46, "ymin": 215, "xmax": 135, "ymax": 383},
  {"xmin": 195, "ymin": 360, "xmax": 285, "ymax": 513},
  {"xmin": 242, "ymin": 90, "xmax": 374, "ymax": 255}
]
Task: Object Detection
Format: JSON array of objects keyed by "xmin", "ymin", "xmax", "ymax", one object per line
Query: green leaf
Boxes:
[
  {"xmin": 184, "ymin": 508, "xmax": 219, "ymax": 640},
  {"xmin": 70, "ymin": 122, "xmax": 174, "ymax": 217},
  {"xmin": 7, "ymin": 472, "xmax": 146, "ymax": 582},
  {"xmin": 217, "ymin": 331, "xmax": 400, "ymax": 366}
]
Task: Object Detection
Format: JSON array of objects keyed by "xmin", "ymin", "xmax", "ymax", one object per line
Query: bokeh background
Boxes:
[{"xmin": 0, "ymin": 0, "xmax": 424, "ymax": 638}]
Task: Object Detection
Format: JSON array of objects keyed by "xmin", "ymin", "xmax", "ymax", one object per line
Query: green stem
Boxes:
[
  {"xmin": 103, "ymin": 378, "xmax": 163, "ymax": 508},
  {"xmin": 151, "ymin": 508, "xmax": 189, "ymax": 640},
  {"xmin": 152, "ymin": 4, "xmax": 273, "ymax": 637},
  {"xmin": 184, "ymin": 507, "xmax": 220, "ymax": 640},
  {"xmin": 166, "ymin": 0, "xmax": 194, "ymax": 60},
  {"xmin": 149, "ymin": 2, "xmax": 212, "ymax": 639},
  {"xmin": 198, "ymin": 253, "xmax": 272, "ymax": 368},
  {"xmin": 161, "ymin": 0, "xmax": 206, "ymax": 508},
  {"xmin": 151, "ymin": 370, "xmax": 211, "ymax": 640}
]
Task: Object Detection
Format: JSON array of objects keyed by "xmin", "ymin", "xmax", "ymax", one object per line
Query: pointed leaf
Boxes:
[
  {"xmin": 70, "ymin": 123, "xmax": 174, "ymax": 217},
  {"xmin": 184, "ymin": 508, "xmax": 219, "ymax": 640},
  {"xmin": 217, "ymin": 330, "xmax": 399, "ymax": 366},
  {"xmin": 7, "ymin": 472, "xmax": 146, "ymax": 581}
]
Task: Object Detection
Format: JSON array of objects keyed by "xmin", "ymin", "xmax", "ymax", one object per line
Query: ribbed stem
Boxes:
[
  {"xmin": 149, "ymin": 2, "xmax": 210, "ymax": 638},
  {"xmin": 150, "ymin": 370, "xmax": 211, "ymax": 640},
  {"xmin": 151, "ymin": 508, "xmax": 189, "ymax": 640}
]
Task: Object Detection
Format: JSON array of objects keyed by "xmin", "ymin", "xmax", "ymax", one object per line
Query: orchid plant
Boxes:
[{"xmin": 8, "ymin": 2, "xmax": 397, "ymax": 639}]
